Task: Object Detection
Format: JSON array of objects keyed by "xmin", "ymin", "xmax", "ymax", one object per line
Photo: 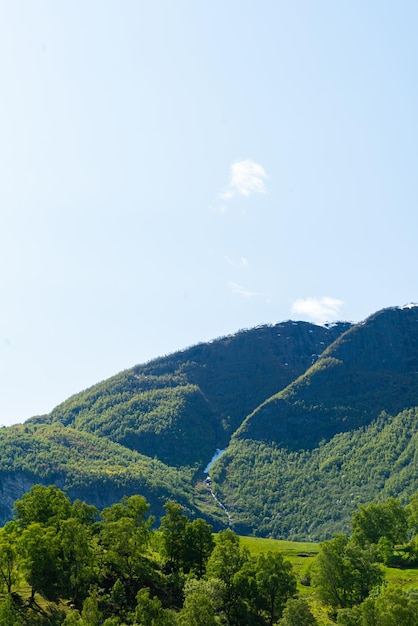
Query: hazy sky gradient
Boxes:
[{"xmin": 1, "ymin": 1, "xmax": 417, "ymax": 424}]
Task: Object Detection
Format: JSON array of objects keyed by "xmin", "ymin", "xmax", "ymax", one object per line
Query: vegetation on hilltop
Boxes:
[
  {"xmin": 41, "ymin": 321, "xmax": 349, "ymax": 468},
  {"xmin": 236, "ymin": 308, "xmax": 418, "ymax": 451},
  {"xmin": 0, "ymin": 306, "xmax": 418, "ymax": 540},
  {"xmin": 210, "ymin": 407, "xmax": 418, "ymax": 540}
]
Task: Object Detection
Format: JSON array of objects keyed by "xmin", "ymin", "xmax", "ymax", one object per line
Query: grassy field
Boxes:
[
  {"xmin": 240, "ymin": 535, "xmax": 319, "ymax": 580},
  {"xmin": 238, "ymin": 535, "xmax": 333, "ymax": 624},
  {"xmin": 383, "ymin": 565, "xmax": 418, "ymax": 590},
  {"xmin": 239, "ymin": 534, "xmax": 418, "ymax": 624},
  {"xmin": 240, "ymin": 536, "xmax": 418, "ymax": 583}
]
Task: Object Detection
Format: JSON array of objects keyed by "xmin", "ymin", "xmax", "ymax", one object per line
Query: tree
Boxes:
[
  {"xmin": 179, "ymin": 594, "xmax": 218, "ymax": 626},
  {"xmin": 100, "ymin": 516, "xmax": 151, "ymax": 591},
  {"xmin": 14, "ymin": 485, "xmax": 72, "ymax": 528},
  {"xmin": 62, "ymin": 611, "xmax": 82, "ymax": 625},
  {"xmin": 80, "ymin": 590, "xmax": 102, "ymax": 626},
  {"xmin": 160, "ymin": 501, "xmax": 188, "ymax": 571},
  {"xmin": 206, "ymin": 529, "xmax": 253, "ymax": 625},
  {"xmin": 206, "ymin": 529, "xmax": 248, "ymax": 584},
  {"xmin": 71, "ymin": 499, "xmax": 99, "ymax": 526},
  {"xmin": 160, "ymin": 504, "xmax": 214, "ymax": 576},
  {"xmin": 371, "ymin": 586, "xmax": 418, "ymax": 626},
  {"xmin": 179, "ymin": 578, "xmax": 224, "ymax": 626},
  {"xmin": 278, "ymin": 597, "xmax": 318, "ymax": 626},
  {"xmin": 99, "ymin": 495, "xmax": 154, "ymax": 590},
  {"xmin": 336, "ymin": 605, "xmax": 363, "ymax": 626},
  {"xmin": 17, "ymin": 522, "xmax": 60, "ymax": 602},
  {"xmin": 107, "ymin": 578, "xmax": 128, "ymax": 618},
  {"xmin": 255, "ymin": 551, "xmax": 297, "ymax": 625},
  {"xmin": 311, "ymin": 534, "xmax": 383, "ymax": 609},
  {"xmin": 406, "ymin": 492, "xmax": 418, "ymax": 536},
  {"xmin": 0, "ymin": 525, "xmax": 18, "ymax": 594},
  {"xmin": 183, "ymin": 518, "xmax": 214, "ymax": 577},
  {"xmin": 351, "ymin": 498, "xmax": 408, "ymax": 548},
  {"xmin": 337, "ymin": 586, "xmax": 418, "ymax": 625},
  {"xmin": 0, "ymin": 594, "xmax": 22, "ymax": 625},
  {"xmin": 131, "ymin": 587, "xmax": 176, "ymax": 626},
  {"xmin": 57, "ymin": 517, "xmax": 96, "ymax": 605},
  {"xmin": 102, "ymin": 495, "xmax": 154, "ymax": 533}
]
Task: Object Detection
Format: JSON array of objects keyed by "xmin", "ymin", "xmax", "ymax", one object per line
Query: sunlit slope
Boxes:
[
  {"xmin": 5, "ymin": 307, "xmax": 418, "ymax": 539},
  {"xmin": 236, "ymin": 306, "xmax": 418, "ymax": 449},
  {"xmin": 0, "ymin": 422, "xmax": 197, "ymax": 526},
  {"xmin": 39, "ymin": 321, "xmax": 349, "ymax": 469},
  {"xmin": 211, "ymin": 306, "xmax": 418, "ymax": 539}
]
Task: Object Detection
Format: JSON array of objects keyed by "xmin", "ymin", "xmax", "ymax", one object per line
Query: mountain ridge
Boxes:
[
  {"xmin": 42, "ymin": 319, "xmax": 350, "ymax": 469},
  {"xmin": 0, "ymin": 305, "xmax": 417, "ymax": 539}
]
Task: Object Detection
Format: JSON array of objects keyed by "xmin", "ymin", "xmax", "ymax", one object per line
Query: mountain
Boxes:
[
  {"xmin": 36, "ymin": 320, "xmax": 349, "ymax": 468},
  {"xmin": 210, "ymin": 305, "xmax": 418, "ymax": 538},
  {"xmin": 237, "ymin": 305, "xmax": 418, "ymax": 448},
  {"xmin": 0, "ymin": 305, "xmax": 418, "ymax": 539}
]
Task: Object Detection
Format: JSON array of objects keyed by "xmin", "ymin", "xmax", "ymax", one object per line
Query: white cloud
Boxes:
[
  {"xmin": 229, "ymin": 282, "xmax": 258, "ymax": 298},
  {"xmin": 291, "ymin": 297, "xmax": 345, "ymax": 323},
  {"xmin": 224, "ymin": 255, "xmax": 249, "ymax": 269},
  {"xmin": 229, "ymin": 281, "xmax": 269, "ymax": 300},
  {"xmin": 221, "ymin": 159, "xmax": 268, "ymax": 199}
]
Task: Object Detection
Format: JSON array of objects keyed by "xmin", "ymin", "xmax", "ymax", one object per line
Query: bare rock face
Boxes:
[
  {"xmin": 0, "ymin": 471, "xmax": 155, "ymax": 525},
  {"xmin": 0, "ymin": 472, "xmax": 49, "ymax": 525}
]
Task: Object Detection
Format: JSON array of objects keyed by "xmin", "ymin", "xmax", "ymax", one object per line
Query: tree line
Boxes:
[
  {"xmin": 1, "ymin": 486, "xmax": 418, "ymax": 624},
  {"xmin": 0, "ymin": 485, "xmax": 303, "ymax": 625}
]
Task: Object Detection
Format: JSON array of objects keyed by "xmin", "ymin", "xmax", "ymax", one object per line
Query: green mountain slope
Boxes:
[
  {"xmin": 0, "ymin": 306, "xmax": 418, "ymax": 539},
  {"xmin": 0, "ymin": 320, "xmax": 348, "ymax": 527},
  {"xmin": 236, "ymin": 306, "xmax": 418, "ymax": 448},
  {"xmin": 0, "ymin": 422, "xmax": 198, "ymax": 526},
  {"xmin": 212, "ymin": 306, "xmax": 418, "ymax": 538},
  {"xmin": 209, "ymin": 407, "xmax": 418, "ymax": 540},
  {"xmin": 41, "ymin": 321, "xmax": 349, "ymax": 468}
]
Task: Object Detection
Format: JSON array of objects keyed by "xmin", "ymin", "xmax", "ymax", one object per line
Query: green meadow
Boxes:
[{"xmin": 240, "ymin": 534, "xmax": 418, "ymax": 591}]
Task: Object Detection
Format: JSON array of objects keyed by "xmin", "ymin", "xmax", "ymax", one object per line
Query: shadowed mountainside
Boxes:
[
  {"xmin": 40, "ymin": 321, "xmax": 350, "ymax": 468},
  {"xmin": 236, "ymin": 306, "xmax": 418, "ymax": 449},
  {"xmin": 1, "ymin": 306, "xmax": 418, "ymax": 539},
  {"xmin": 211, "ymin": 305, "xmax": 418, "ymax": 538}
]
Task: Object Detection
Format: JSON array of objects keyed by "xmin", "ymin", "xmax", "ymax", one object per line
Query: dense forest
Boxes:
[
  {"xmin": 2, "ymin": 485, "xmax": 418, "ymax": 625},
  {"xmin": 1, "ymin": 305, "xmax": 418, "ymax": 540}
]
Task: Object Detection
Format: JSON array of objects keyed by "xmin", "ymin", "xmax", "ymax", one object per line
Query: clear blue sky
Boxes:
[{"xmin": 1, "ymin": 1, "xmax": 417, "ymax": 425}]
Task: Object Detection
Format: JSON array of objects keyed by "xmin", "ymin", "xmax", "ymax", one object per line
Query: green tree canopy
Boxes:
[
  {"xmin": 159, "ymin": 501, "xmax": 188, "ymax": 571},
  {"xmin": 57, "ymin": 517, "xmax": 96, "ymax": 605},
  {"xmin": 17, "ymin": 522, "xmax": 60, "ymax": 602},
  {"xmin": 312, "ymin": 534, "xmax": 383, "ymax": 609},
  {"xmin": 278, "ymin": 597, "xmax": 318, "ymax": 626},
  {"xmin": 0, "ymin": 594, "xmax": 22, "ymax": 626},
  {"xmin": 255, "ymin": 551, "xmax": 297, "ymax": 625},
  {"xmin": 131, "ymin": 587, "xmax": 176, "ymax": 626},
  {"xmin": 183, "ymin": 518, "xmax": 214, "ymax": 577},
  {"xmin": 14, "ymin": 485, "xmax": 72, "ymax": 529},
  {"xmin": 0, "ymin": 525, "xmax": 19, "ymax": 595},
  {"xmin": 206, "ymin": 530, "xmax": 254, "ymax": 625},
  {"xmin": 337, "ymin": 586, "xmax": 418, "ymax": 625},
  {"xmin": 351, "ymin": 498, "xmax": 408, "ymax": 548}
]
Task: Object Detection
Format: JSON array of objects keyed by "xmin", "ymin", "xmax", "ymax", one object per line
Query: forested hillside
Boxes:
[
  {"xmin": 43, "ymin": 321, "xmax": 349, "ymax": 468},
  {"xmin": 212, "ymin": 306, "xmax": 418, "ymax": 538},
  {"xmin": 1, "ymin": 305, "xmax": 418, "ymax": 540}
]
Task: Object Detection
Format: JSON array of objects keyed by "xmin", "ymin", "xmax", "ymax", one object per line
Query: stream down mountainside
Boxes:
[{"xmin": 0, "ymin": 307, "xmax": 418, "ymax": 538}]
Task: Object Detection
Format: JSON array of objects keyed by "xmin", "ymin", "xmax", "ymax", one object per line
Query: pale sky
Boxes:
[{"xmin": 1, "ymin": 1, "xmax": 417, "ymax": 425}]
